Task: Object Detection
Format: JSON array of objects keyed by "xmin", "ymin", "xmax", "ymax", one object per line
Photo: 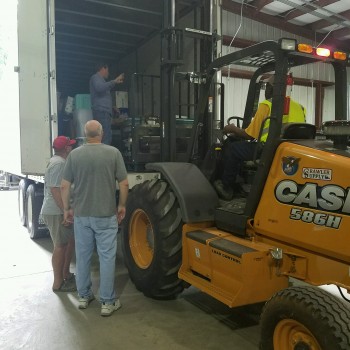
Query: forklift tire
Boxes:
[
  {"xmin": 26, "ymin": 184, "xmax": 47, "ymax": 239},
  {"xmin": 122, "ymin": 179, "xmax": 184, "ymax": 300},
  {"xmin": 260, "ymin": 286, "xmax": 350, "ymax": 350},
  {"xmin": 18, "ymin": 179, "xmax": 29, "ymax": 227}
]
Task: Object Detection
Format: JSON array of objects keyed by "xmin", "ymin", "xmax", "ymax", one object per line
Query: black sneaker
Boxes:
[{"xmin": 213, "ymin": 180, "xmax": 233, "ymax": 201}]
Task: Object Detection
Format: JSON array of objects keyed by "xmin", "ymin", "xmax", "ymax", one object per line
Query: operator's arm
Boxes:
[
  {"xmin": 117, "ymin": 178, "xmax": 129, "ymax": 224},
  {"xmin": 223, "ymin": 124, "xmax": 252, "ymax": 140}
]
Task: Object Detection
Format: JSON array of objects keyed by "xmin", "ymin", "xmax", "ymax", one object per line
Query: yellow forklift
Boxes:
[{"xmin": 122, "ymin": 38, "xmax": 350, "ymax": 349}]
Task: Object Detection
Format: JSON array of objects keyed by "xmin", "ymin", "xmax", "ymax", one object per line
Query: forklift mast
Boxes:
[{"xmin": 160, "ymin": 0, "xmax": 214, "ymax": 163}]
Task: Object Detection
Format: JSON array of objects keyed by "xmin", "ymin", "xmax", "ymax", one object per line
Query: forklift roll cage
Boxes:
[{"xmin": 185, "ymin": 38, "xmax": 349, "ymax": 223}]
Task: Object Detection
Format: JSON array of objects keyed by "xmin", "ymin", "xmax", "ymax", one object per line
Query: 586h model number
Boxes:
[{"xmin": 290, "ymin": 208, "xmax": 341, "ymax": 229}]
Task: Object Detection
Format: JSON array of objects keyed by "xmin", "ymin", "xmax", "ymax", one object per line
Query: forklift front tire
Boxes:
[
  {"xmin": 122, "ymin": 179, "xmax": 184, "ymax": 300},
  {"xmin": 260, "ymin": 286, "xmax": 350, "ymax": 350}
]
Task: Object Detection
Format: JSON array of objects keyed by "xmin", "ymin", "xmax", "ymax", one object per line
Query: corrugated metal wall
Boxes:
[{"xmin": 223, "ymin": 76, "xmax": 317, "ymax": 124}]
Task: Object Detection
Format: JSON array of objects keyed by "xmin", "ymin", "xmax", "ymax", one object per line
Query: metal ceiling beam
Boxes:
[
  {"xmin": 329, "ymin": 26, "xmax": 350, "ymax": 40},
  {"xmin": 222, "ymin": 0, "xmax": 323, "ymax": 41},
  {"xmin": 55, "ymin": 21, "xmax": 145, "ymax": 39},
  {"xmin": 221, "ymin": 0, "xmax": 349, "ymax": 49},
  {"xmin": 282, "ymin": 0, "xmax": 339, "ymax": 21},
  {"xmin": 56, "ymin": 9, "xmax": 159, "ymax": 30},
  {"xmin": 56, "ymin": 32, "xmax": 135, "ymax": 47},
  {"xmin": 250, "ymin": 0, "xmax": 274, "ymax": 12},
  {"xmin": 309, "ymin": 9, "xmax": 350, "ymax": 31},
  {"xmin": 277, "ymin": 0, "xmax": 350, "ymax": 29},
  {"xmin": 84, "ymin": 0, "xmax": 162, "ymax": 16}
]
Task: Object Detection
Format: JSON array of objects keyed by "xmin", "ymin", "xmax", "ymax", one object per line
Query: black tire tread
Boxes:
[
  {"xmin": 26, "ymin": 184, "xmax": 47, "ymax": 239},
  {"xmin": 260, "ymin": 286, "xmax": 350, "ymax": 350},
  {"xmin": 18, "ymin": 179, "xmax": 28, "ymax": 227},
  {"xmin": 122, "ymin": 180, "xmax": 184, "ymax": 300}
]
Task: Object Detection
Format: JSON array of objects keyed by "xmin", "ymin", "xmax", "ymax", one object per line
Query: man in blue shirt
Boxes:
[{"xmin": 89, "ymin": 63, "xmax": 124, "ymax": 144}]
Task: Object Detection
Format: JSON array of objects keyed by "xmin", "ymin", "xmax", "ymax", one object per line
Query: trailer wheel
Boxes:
[
  {"xmin": 260, "ymin": 286, "xmax": 350, "ymax": 350},
  {"xmin": 26, "ymin": 184, "xmax": 47, "ymax": 239},
  {"xmin": 18, "ymin": 179, "xmax": 29, "ymax": 226},
  {"xmin": 122, "ymin": 179, "xmax": 184, "ymax": 299}
]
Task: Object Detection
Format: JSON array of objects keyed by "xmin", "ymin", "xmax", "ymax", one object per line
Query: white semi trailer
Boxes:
[{"xmin": 0, "ymin": 0, "xmax": 158, "ymax": 239}]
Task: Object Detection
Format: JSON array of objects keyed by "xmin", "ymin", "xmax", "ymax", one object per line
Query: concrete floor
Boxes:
[{"xmin": 0, "ymin": 189, "xmax": 261, "ymax": 350}]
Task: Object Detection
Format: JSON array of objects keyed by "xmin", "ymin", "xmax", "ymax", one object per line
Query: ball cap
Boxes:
[{"xmin": 53, "ymin": 136, "xmax": 76, "ymax": 150}]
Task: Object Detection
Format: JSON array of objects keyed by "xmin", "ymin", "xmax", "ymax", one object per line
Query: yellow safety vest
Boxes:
[{"xmin": 260, "ymin": 99, "xmax": 306, "ymax": 142}]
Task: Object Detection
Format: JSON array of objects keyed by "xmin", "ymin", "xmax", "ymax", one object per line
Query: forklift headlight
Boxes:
[
  {"xmin": 322, "ymin": 120, "xmax": 350, "ymax": 135},
  {"xmin": 279, "ymin": 38, "xmax": 297, "ymax": 51}
]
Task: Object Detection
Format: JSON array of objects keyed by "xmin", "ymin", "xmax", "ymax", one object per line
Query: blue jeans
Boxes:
[
  {"xmin": 74, "ymin": 216, "xmax": 118, "ymax": 303},
  {"xmin": 222, "ymin": 141, "xmax": 262, "ymax": 188},
  {"xmin": 92, "ymin": 110, "xmax": 112, "ymax": 145}
]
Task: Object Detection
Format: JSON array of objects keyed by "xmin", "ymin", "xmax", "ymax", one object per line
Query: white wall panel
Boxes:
[
  {"xmin": 323, "ymin": 86, "xmax": 335, "ymax": 122},
  {"xmin": 223, "ymin": 76, "xmax": 316, "ymax": 125},
  {"xmin": 222, "ymin": 77, "xmax": 249, "ymax": 121},
  {"xmin": 292, "ymin": 85, "xmax": 316, "ymax": 124}
]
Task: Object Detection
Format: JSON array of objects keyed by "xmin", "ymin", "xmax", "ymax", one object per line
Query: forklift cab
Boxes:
[{"xmin": 191, "ymin": 38, "xmax": 349, "ymax": 235}]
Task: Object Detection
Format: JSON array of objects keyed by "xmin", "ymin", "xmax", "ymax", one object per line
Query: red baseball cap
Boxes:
[{"xmin": 53, "ymin": 136, "xmax": 76, "ymax": 150}]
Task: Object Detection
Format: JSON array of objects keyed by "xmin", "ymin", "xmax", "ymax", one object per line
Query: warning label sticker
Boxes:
[{"xmin": 302, "ymin": 168, "xmax": 332, "ymax": 181}]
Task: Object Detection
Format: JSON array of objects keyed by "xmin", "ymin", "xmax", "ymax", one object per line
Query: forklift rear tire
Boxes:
[
  {"xmin": 259, "ymin": 286, "xmax": 350, "ymax": 350},
  {"xmin": 18, "ymin": 179, "xmax": 29, "ymax": 227},
  {"xmin": 26, "ymin": 184, "xmax": 47, "ymax": 239},
  {"xmin": 122, "ymin": 179, "xmax": 184, "ymax": 300}
]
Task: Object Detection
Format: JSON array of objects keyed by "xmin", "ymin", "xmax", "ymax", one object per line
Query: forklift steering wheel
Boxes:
[
  {"xmin": 223, "ymin": 116, "xmax": 244, "ymax": 142},
  {"xmin": 227, "ymin": 116, "xmax": 244, "ymax": 128}
]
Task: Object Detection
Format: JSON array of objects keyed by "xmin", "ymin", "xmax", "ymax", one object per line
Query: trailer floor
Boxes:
[{"xmin": 0, "ymin": 189, "xmax": 261, "ymax": 350}]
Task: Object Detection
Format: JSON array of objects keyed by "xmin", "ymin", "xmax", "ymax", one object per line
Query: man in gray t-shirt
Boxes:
[
  {"xmin": 41, "ymin": 136, "xmax": 77, "ymax": 292},
  {"xmin": 89, "ymin": 62, "xmax": 124, "ymax": 145},
  {"xmin": 61, "ymin": 120, "xmax": 129, "ymax": 317}
]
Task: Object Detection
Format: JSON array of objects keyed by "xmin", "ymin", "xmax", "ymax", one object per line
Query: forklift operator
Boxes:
[{"xmin": 214, "ymin": 76, "xmax": 306, "ymax": 201}]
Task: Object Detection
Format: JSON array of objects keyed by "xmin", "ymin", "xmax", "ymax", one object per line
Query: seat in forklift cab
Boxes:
[
  {"xmin": 242, "ymin": 123, "xmax": 316, "ymax": 184},
  {"xmin": 281, "ymin": 123, "xmax": 316, "ymax": 140}
]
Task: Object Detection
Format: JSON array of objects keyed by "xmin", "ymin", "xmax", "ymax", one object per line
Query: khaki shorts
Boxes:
[{"xmin": 42, "ymin": 214, "xmax": 74, "ymax": 246}]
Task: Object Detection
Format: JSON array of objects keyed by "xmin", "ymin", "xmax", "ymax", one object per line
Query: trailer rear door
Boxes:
[{"xmin": 17, "ymin": 0, "xmax": 57, "ymax": 175}]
